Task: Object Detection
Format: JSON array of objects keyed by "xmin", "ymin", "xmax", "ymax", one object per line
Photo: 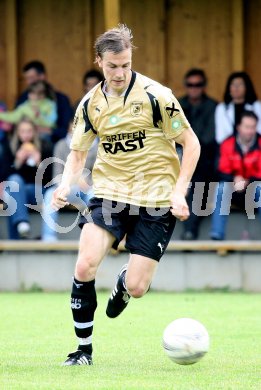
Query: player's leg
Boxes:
[
  {"xmin": 106, "ymin": 254, "xmax": 157, "ymax": 318},
  {"xmin": 125, "ymin": 254, "xmax": 158, "ymax": 297},
  {"xmin": 106, "ymin": 207, "xmax": 176, "ymax": 318},
  {"xmin": 63, "ymin": 222, "xmax": 114, "ymax": 366}
]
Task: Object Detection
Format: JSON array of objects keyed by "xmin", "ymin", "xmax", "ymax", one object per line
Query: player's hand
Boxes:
[
  {"xmin": 170, "ymin": 191, "xmax": 190, "ymax": 221},
  {"xmin": 51, "ymin": 184, "xmax": 70, "ymax": 211}
]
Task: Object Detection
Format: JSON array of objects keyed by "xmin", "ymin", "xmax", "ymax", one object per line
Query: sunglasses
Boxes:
[{"xmin": 185, "ymin": 82, "xmax": 205, "ymax": 88}]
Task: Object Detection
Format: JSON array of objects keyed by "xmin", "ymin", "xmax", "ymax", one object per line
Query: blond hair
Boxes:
[{"xmin": 10, "ymin": 118, "xmax": 41, "ymax": 155}]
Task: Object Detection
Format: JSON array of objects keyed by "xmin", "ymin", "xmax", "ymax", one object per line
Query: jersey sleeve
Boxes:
[
  {"xmin": 159, "ymin": 90, "xmax": 191, "ymax": 139},
  {"xmin": 70, "ymin": 100, "xmax": 97, "ymax": 151}
]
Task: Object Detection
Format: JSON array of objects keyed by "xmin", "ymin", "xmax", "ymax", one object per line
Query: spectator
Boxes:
[
  {"xmin": 0, "ymin": 101, "xmax": 12, "ymax": 137},
  {"xmin": 74, "ymin": 69, "xmax": 103, "ymax": 110},
  {"xmin": 3, "ymin": 118, "xmax": 53, "ymax": 239},
  {"xmin": 179, "ymin": 68, "xmax": 217, "ymax": 239},
  {"xmin": 210, "ymin": 111, "xmax": 261, "ymax": 240},
  {"xmin": 82, "ymin": 69, "xmax": 103, "ymax": 94},
  {"xmin": 41, "ymin": 121, "xmax": 98, "ymax": 241},
  {"xmin": 0, "ymin": 81, "xmax": 57, "ymax": 139},
  {"xmin": 215, "ymin": 71, "xmax": 261, "ymax": 144},
  {"xmin": 0, "ymin": 132, "xmax": 12, "ymax": 185},
  {"xmin": 16, "ymin": 60, "xmax": 73, "ymax": 143},
  {"xmin": 0, "ymin": 101, "xmax": 12, "ymax": 186},
  {"xmin": 0, "ymin": 114, "xmax": 12, "ymax": 207}
]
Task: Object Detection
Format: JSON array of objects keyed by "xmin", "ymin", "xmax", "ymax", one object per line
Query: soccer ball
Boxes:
[{"xmin": 162, "ymin": 318, "xmax": 209, "ymax": 365}]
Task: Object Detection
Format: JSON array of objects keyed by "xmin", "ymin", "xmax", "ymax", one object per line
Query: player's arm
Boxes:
[
  {"xmin": 171, "ymin": 128, "xmax": 200, "ymax": 221},
  {"xmin": 159, "ymin": 90, "xmax": 200, "ymax": 221},
  {"xmin": 51, "ymin": 96, "xmax": 96, "ymax": 210},
  {"xmin": 52, "ymin": 149, "xmax": 88, "ymax": 210}
]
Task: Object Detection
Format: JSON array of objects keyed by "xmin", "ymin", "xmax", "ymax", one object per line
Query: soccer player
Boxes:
[{"xmin": 52, "ymin": 25, "xmax": 200, "ymax": 366}]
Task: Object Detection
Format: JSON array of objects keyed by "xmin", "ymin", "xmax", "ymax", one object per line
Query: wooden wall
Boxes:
[
  {"xmin": 0, "ymin": 0, "xmax": 260, "ymax": 109},
  {"xmin": 17, "ymin": 0, "xmax": 101, "ymax": 105},
  {"xmin": 0, "ymin": 0, "xmax": 18, "ymax": 108},
  {"xmin": 120, "ymin": 0, "xmax": 166, "ymax": 85},
  {"xmin": 0, "ymin": 0, "xmax": 7, "ymax": 104},
  {"xmin": 245, "ymin": 0, "xmax": 261, "ymax": 100},
  {"xmin": 165, "ymin": 0, "xmax": 244, "ymax": 98}
]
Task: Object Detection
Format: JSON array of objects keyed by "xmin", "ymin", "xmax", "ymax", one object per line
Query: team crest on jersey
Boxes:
[
  {"xmin": 164, "ymin": 101, "xmax": 180, "ymax": 118},
  {"xmin": 130, "ymin": 101, "xmax": 143, "ymax": 116}
]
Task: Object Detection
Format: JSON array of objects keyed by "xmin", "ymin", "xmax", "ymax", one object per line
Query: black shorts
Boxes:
[{"xmin": 79, "ymin": 197, "xmax": 176, "ymax": 261}]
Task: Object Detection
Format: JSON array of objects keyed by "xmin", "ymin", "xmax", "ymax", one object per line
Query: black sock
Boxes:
[
  {"xmin": 78, "ymin": 344, "xmax": 93, "ymax": 355},
  {"xmin": 71, "ymin": 277, "xmax": 97, "ymax": 355}
]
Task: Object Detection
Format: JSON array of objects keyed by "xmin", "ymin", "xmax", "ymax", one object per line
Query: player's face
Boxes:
[
  {"xmin": 97, "ymin": 49, "xmax": 132, "ymax": 96},
  {"xmin": 237, "ymin": 117, "xmax": 257, "ymax": 142}
]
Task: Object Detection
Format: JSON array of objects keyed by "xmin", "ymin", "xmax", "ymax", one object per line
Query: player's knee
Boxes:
[
  {"xmin": 75, "ymin": 254, "xmax": 98, "ymax": 281},
  {"xmin": 127, "ymin": 282, "xmax": 148, "ymax": 298}
]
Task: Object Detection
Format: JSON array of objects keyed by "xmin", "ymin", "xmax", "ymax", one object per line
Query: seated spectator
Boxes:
[
  {"xmin": 3, "ymin": 118, "xmax": 53, "ymax": 239},
  {"xmin": 0, "ymin": 100, "xmax": 12, "ymax": 137},
  {"xmin": 41, "ymin": 120, "xmax": 98, "ymax": 241},
  {"xmin": 215, "ymin": 72, "xmax": 261, "ymax": 144},
  {"xmin": 210, "ymin": 111, "xmax": 261, "ymax": 240},
  {"xmin": 0, "ymin": 121, "xmax": 13, "ymax": 209},
  {"xmin": 41, "ymin": 69, "xmax": 102, "ymax": 241},
  {"xmin": 82, "ymin": 69, "xmax": 103, "ymax": 94},
  {"xmin": 74, "ymin": 69, "xmax": 103, "ymax": 110},
  {"xmin": 0, "ymin": 101, "xmax": 12, "ymax": 193},
  {"xmin": 0, "ymin": 81, "xmax": 57, "ymax": 140},
  {"xmin": 16, "ymin": 60, "xmax": 73, "ymax": 143},
  {"xmin": 179, "ymin": 68, "xmax": 217, "ymax": 240}
]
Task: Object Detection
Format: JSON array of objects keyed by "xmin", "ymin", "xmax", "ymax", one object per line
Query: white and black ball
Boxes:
[{"xmin": 162, "ymin": 318, "xmax": 210, "ymax": 365}]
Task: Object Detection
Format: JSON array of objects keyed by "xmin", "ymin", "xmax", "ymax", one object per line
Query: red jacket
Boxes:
[{"xmin": 218, "ymin": 135, "xmax": 261, "ymax": 181}]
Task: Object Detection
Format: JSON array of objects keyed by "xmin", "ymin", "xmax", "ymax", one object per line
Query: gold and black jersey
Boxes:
[{"xmin": 71, "ymin": 71, "xmax": 191, "ymax": 207}]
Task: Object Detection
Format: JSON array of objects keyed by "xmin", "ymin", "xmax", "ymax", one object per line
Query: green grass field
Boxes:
[{"xmin": 1, "ymin": 291, "xmax": 260, "ymax": 390}]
